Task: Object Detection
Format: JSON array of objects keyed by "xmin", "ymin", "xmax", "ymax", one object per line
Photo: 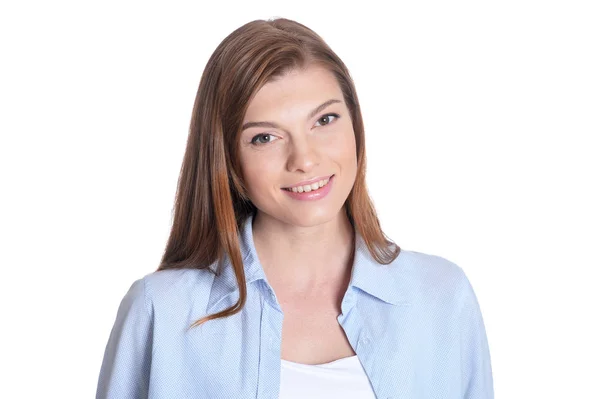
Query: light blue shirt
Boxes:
[{"xmin": 96, "ymin": 215, "xmax": 494, "ymax": 398}]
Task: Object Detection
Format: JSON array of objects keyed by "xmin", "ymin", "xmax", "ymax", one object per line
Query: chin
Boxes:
[
  {"xmin": 281, "ymin": 206, "xmax": 343, "ymax": 228},
  {"xmin": 252, "ymin": 191, "xmax": 349, "ymax": 228}
]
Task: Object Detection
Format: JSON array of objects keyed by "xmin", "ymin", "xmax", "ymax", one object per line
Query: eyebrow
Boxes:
[{"xmin": 241, "ymin": 98, "xmax": 342, "ymax": 131}]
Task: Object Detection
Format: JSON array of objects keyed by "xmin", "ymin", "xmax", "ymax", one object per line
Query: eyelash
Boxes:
[{"xmin": 249, "ymin": 113, "xmax": 340, "ymax": 146}]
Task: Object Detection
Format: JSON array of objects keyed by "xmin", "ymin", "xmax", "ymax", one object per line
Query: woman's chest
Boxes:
[
  {"xmin": 147, "ymin": 286, "xmax": 463, "ymax": 398},
  {"xmin": 279, "ymin": 304, "xmax": 357, "ymax": 365}
]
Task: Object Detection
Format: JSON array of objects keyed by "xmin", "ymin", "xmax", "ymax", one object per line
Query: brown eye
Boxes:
[{"xmin": 315, "ymin": 113, "xmax": 340, "ymax": 127}]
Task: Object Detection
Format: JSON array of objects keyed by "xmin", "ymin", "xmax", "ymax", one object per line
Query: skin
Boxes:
[{"xmin": 238, "ymin": 65, "xmax": 359, "ymax": 364}]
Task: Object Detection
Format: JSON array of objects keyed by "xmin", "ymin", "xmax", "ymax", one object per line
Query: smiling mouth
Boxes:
[{"xmin": 282, "ymin": 175, "xmax": 333, "ymax": 193}]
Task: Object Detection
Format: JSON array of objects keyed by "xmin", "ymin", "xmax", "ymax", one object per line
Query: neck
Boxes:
[{"xmin": 251, "ymin": 210, "xmax": 355, "ymax": 292}]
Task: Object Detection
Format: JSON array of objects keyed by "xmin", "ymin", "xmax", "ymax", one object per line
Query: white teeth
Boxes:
[{"xmin": 286, "ymin": 176, "xmax": 331, "ymax": 193}]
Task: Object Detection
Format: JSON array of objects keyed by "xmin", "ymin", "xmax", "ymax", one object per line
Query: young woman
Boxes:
[{"xmin": 96, "ymin": 18, "xmax": 494, "ymax": 399}]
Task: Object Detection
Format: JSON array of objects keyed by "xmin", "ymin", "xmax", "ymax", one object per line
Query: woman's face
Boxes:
[{"xmin": 238, "ymin": 65, "xmax": 357, "ymax": 228}]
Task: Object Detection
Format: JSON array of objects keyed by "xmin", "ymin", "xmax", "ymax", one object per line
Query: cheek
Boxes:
[
  {"xmin": 324, "ymin": 128, "xmax": 357, "ymax": 169},
  {"xmin": 239, "ymin": 150, "xmax": 281, "ymax": 197},
  {"xmin": 343, "ymin": 132, "xmax": 358, "ymax": 164}
]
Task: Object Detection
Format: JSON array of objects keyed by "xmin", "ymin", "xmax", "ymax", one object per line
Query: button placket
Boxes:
[
  {"xmin": 257, "ymin": 287, "xmax": 284, "ymax": 399},
  {"xmin": 340, "ymin": 288, "xmax": 356, "ymax": 316},
  {"xmin": 262, "ymin": 280, "xmax": 280, "ymax": 309},
  {"xmin": 360, "ymin": 335, "xmax": 371, "ymax": 347},
  {"xmin": 269, "ymin": 336, "xmax": 278, "ymax": 352}
]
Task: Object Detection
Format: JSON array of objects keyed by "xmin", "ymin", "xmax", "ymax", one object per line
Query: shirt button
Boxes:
[
  {"xmin": 269, "ymin": 337, "xmax": 278, "ymax": 351},
  {"xmin": 361, "ymin": 336, "xmax": 371, "ymax": 346}
]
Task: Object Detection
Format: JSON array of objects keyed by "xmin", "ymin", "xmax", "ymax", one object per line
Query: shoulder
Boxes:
[
  {"xmin": 390, "ymin": 248, "xmax": 471, "ymax": 305},
  {"xmin": 139, "ymin": 267, "xmax": 217, "ymax": 313},
  {"xmin": 393, "ymin": 248, "xmax": 466, "ymax": 282}
]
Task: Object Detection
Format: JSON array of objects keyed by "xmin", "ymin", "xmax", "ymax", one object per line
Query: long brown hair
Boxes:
[{"xmin": 157, "ymin": 18, "xmax": 400, "ymax": 329}]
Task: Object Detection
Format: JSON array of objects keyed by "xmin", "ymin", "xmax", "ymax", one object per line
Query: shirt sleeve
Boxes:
[
  {"xmin": 459, "ymin": 270, "xmax": 494, "ymax": 399},
  {"xmin": 96, "ymin": 277, "xmax": 153, "ymax": 399}
]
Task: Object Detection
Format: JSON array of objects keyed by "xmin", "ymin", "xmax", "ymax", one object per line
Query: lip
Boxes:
[
  {"xmin": 281, "ymin": 175, "xmax": 335, "ymax": 201},
  {"xmin": 282, "ymin": 174, "xmax": 334, "ymax": 189}
]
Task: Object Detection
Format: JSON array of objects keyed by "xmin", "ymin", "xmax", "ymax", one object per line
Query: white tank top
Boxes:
[{"xmin": 278, "ymin": 355, "xmax": 377, "ymax": 398}]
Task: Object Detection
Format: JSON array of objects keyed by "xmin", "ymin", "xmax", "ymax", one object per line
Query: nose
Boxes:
[{"xmin": 285, "ymin": 135, "xmax": 320, "ymax": 173}]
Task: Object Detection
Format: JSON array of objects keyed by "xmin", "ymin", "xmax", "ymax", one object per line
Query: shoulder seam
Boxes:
[
  {"xmin": 142, "ymin": 275, "xmax": 151, "ymax": 318},
  {"xmin": 456, "ymin": 267, "xmax": 473, "ymax": 315}
]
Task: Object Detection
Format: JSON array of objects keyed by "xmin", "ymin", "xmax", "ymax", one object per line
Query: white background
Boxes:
[{"xmin": 1, "ymin": 1, "xmax": 598, "ymax": 397}]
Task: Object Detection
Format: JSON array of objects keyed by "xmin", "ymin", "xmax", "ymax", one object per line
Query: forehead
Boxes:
[{"xmin": 243, "ymin": 66, "xmax": 343, "ymax": 121}]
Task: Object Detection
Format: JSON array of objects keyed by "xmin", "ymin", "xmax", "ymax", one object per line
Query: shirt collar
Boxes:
[{"xmin": 208, "ymin": 214, "xmax": 409, "ymax": 312}]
